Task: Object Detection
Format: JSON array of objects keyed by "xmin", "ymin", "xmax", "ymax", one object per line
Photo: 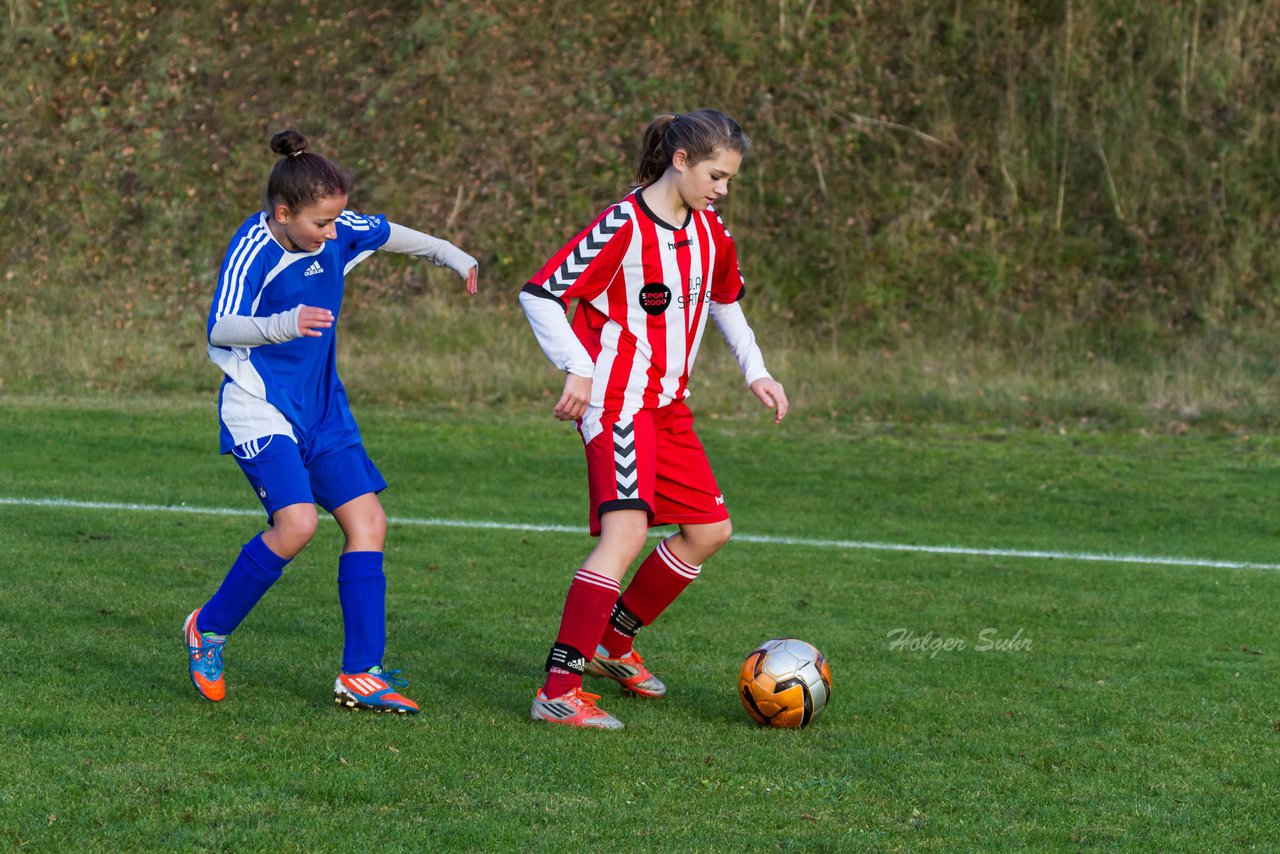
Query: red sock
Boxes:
[
  {"xmin": 600, "ymin": 540, "xmax": 701, "ymax": 658},
  {"xmin": 541, "ymin": 569, "xmax": 620, "ymax": 699}
]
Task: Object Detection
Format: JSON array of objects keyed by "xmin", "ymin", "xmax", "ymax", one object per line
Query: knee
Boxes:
[
  {"xmin": 682, "ymin": 519, "xmax": 732, "ymax": 559},
  {"xmin": 618, "ymin": 526, "xmax": 651, "ymax": 560},
  {"xmin": 597, "ymin": 510, "xmax": 651, "ymax": 565},
  {"xmin": 604, "ymin": 525, "xmax": 649, "ymax": 562},
  {"xmin": 270, "ymin": 504, "xmax": 319, "ymax": 555},
  {"xmin": 707, "ymin": 519, "xmax": 733, "ymax": 553},
  {"xmin": 344, "ymin": 504, "xmax": 387, "ymax": 551},
  {"xmin": 289, "ymin": 507, "xmax": 321, "ymax": 542}
]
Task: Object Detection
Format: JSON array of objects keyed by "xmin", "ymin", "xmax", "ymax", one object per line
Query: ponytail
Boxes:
[
  {"xmin": 636, "ymin": 114, "xmax": 680, "ymax": 186},
  {"xmin": 634, "ymin": 109, "xmax": 752, "ymax": 186}
]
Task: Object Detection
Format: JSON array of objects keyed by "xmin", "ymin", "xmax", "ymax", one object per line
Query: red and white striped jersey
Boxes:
[{"xmin": 522, "ymin": 189, "xmax": 746, "ymax": 415}]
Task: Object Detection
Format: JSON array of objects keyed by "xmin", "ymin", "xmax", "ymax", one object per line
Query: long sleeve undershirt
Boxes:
[
  {"xmin": 209, "ymin": 221, "xmax": 476, "ymax": 348},
  {"xmin": 709, "ymin": 300, "xmax": 771, "ymax": 386},
  {"xmin": 517, "ymin": 289, "xmax": 595, "ymax": 378}
]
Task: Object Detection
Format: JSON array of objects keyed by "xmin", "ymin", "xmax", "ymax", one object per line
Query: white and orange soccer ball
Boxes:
[{"xmin": 737, "ymin": 638, "xmax": 832, "ymax": 729}]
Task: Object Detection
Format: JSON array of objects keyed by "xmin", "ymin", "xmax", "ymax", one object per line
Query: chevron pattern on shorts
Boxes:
[{"xmin": 613, "ymin": 421, "xmax": 637, "ymax": 498}]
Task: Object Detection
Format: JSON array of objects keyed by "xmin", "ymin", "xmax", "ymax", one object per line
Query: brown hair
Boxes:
[
  {"xmin": 264, "ymin": 130, "xmax": 351, "ymax": 213},
  {"xmin": 635, "ymin": 109, "xmax": 752, "ymax": 186}
]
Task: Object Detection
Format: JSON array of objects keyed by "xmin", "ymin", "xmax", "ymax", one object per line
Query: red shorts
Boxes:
[{"xmin": 581, "ymin": 402, "xmax": 728, "ymax": 536}]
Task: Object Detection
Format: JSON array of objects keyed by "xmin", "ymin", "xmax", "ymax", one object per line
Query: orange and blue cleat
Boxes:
[
  {"xmin": 333, "ymin": 667, "xmax": 420, "ymax": 714},
  {"xmin": 530, "ymin": 686, "xmax": 624, "ymax": 729},
  {"xmin": 586, "ymin": 646, "xmax": 667, "ymax": 699},
  {"xmin": 184, "ymin": 608, "xmax": 227, "ymax": 702}
]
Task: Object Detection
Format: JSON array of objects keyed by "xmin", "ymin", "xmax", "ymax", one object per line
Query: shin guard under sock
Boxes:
[
  {"xmin": 600, "ymin": 539, "xmax": 701, "ymax": 657},
  {"xmin": 199, "ymin": 532, "xmax": 289, "ymax": 636},
  {"xmin": 338, "ymin": 551, "xmax": 387, "ymax": 674},
  {"xmin": 541, "ymin": 569, "xmax": 620, "ymax": 698}
]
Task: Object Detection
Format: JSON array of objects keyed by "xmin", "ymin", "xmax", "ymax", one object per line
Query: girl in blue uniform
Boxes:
[{"xmin": 185, "ymin": 129, "xmax": 479, "ymax": 714}]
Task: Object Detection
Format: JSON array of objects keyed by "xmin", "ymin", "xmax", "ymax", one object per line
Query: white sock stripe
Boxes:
[
  {"xmin": 657, "ymin": 541, "xmax": 701, "ymax": 579},
  {"xmin": 573, "ymin": 569, "xmax": 621, "ymax": 592}
]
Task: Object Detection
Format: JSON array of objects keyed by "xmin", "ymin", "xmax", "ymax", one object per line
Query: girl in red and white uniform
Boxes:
[{"xmin": 520, "ymin": 109, "xmax": 789, "ymax": 729}]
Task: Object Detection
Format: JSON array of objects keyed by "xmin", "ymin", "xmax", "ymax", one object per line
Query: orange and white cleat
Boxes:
[
  {"xmin": 586, "ymin": 646, "xmax": 667, "ymax": 698},
  {"xmin": 530, "ymin": 687, "xmax": 624, "ymax": 730},
  {"xmin": 333, "ymin": 667, "xmax": 420, "ymax": 714},
  {"xmin": 184, "ymin": 608, "xmax": 227, "ymax": 702}
]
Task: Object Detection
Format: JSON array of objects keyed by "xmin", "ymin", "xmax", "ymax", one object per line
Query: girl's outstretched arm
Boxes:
[{"xmin": 382, "ymin": 222, "xmax": 479, "ymax": 293}]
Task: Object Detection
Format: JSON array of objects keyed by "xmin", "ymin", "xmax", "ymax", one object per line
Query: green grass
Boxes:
[
  {"xmin": 3, "ymin": 397, "xmax": 1280, "ymax": 851},
  {"xmin": 9, "ymin": 2, "xmax": 1280, "ymax": 846}
]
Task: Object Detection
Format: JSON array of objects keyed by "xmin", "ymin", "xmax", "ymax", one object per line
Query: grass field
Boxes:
[
  {"xmin": 10, "ymin": 2, "xmax": 1280, "ymax": 849},
  {"xmin": 2, "ymin": 397, "xmax": 1279, "ymax": 851}
]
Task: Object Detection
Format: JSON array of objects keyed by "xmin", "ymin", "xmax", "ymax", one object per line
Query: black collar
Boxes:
[{"xmin": 633, "ymin": 188, "xmax": 691, "ymax": 231}]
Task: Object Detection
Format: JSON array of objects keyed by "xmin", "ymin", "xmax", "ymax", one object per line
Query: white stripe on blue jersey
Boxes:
[
  {"xmin": 337, "ymin": 211, "xmax": 375, "ymax": 231},
  {"xmin": 216, "ymin": 221, "xmax": 271, "ymax": 320},
  {"xmin": 344, "ymin": 250, "xmax": 377, "ymax": 276}
]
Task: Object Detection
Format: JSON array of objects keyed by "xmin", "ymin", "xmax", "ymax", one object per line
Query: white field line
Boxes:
[{"xmin": 3, "ymin": 494, "xmax": 1279, "ymax": 572}]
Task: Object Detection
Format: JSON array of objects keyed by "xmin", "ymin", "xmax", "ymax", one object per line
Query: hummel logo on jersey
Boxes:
[
  {"xmin": 303, "ymin": 260, "xmax": 324, "ymax": 276},
  {"xmin": 668, "ymin": 238, "xmax": 691, "ymax": 249}
]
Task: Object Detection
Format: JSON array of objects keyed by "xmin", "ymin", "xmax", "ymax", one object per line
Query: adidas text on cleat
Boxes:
[
  {"xmin": 184, "ymin": 608, "xmax": 226, "ymax": 702},
  {"xmin": 333, "ymin": 667, "xmax": 420, "ymax": 715},
  {"xmin": 586, "ymin": 647, "xmax": 667, "ymax": 699},
  {"xmin": 531, "ymin": 687, "xmax": 624, "ymax": 730}
]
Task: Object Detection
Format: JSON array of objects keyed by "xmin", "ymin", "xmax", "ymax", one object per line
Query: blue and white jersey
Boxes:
[{"xmin": 207, "ymin": 210, "xmax": 391, "ymax": 459}]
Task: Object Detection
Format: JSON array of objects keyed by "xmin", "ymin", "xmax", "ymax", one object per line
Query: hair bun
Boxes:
[{"xmin": 270, "ymin": 129, "xmax": 308, "ymax": 158}]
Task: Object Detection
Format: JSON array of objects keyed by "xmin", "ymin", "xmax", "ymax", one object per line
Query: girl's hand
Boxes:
[
  {"xmin": 553, "ymin": 373, "xmax": 592, "ymax": 421},
  {"xmin": 749, "ymin": 377, "xmax": 790, "ymax": 424},
  {"xmin": 462, "ymin": 264, "xmax": 478, "ymax": 295},
  {"xmin": 297, "ymin": 305, "xmax": 335, "ymax": 337}
]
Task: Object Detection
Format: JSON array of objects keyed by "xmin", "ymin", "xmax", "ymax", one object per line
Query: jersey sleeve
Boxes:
[
  {"xmin": 335, "ymin": 210, "xmax": 392, "ymax": 271},
  {"xmin": 518, "ymin": 287, "xmax": 596, "ymax": 377},
  {"xmin": 710, "ymin": 300, "xmax": 770, "ymax": 385},
  {"xmin": 207, "ymin": 226, "xmax": 271, "ymax": 339},
  {"xmin": 706, "ymin": 207, "xmax": 746, "ymax": 304},
  {"xmin": 523, "ymin": 203, "xmax": 633, "ymax": 307}
]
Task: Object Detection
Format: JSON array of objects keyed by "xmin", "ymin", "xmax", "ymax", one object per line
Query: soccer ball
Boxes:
[{"xmin": 738, "ymin": 638, "xmax": 832, "ymax": 729}]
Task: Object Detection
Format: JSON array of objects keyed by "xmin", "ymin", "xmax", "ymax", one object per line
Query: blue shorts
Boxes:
[{"xmin": 232, "ymin": 435, "xmax": 387, "ymax": 521}]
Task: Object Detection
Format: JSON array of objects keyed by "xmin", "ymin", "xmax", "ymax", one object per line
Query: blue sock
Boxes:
[
  {"xmin": 199, "ymin": 533, "xmax": 289, "ymax": 636},
  {"xmin": 338, "ymin": 551, "xmax": 386, "ymax": 674}
]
